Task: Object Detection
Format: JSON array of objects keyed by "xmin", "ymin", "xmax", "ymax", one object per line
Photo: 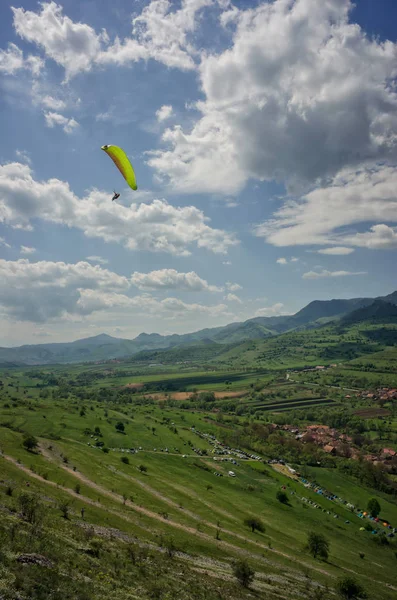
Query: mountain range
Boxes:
[{"xmin": 1, "ymin": 290, "xmax": 397, "ymax": 366}]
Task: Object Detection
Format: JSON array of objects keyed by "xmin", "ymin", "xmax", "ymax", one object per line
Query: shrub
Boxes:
[
  {"xmin": 276, "ymin": 490, "xmax": 289, "ymax": 504},
  {"xmin": 307, "ymin": 532, "xmax": 329, "ymax": 560},
  {"xmin": 22, "ymin": 434, "xmax": 38, "ymax": 452},
  {"xmin": 336, "ymin": 576, "xmax": 367, "ymax": 599},
  {"xmin": 121, "ymin": 456, "xmax": 129, "ymax": 465},
  {"xmin": 18, "ymin": 493, "xmax": 43, "ymax": 525},
  {"xmin": 138, "ymin": 464, "xmax": 147, "ymax": 472},
  {"xmin": 232, "ymin": 559, "xmax": 255, "ymax": 588},
  {"xmin": 115, "ymin": 422, "xmax": 125, "ymax": 433},
  {"xmin": 367, "ymin": 498, "xmax": 380, "ymax": 518},
  {"xmin": 244, "ymin": 517, "xmax": 265, "ymax": 533}
]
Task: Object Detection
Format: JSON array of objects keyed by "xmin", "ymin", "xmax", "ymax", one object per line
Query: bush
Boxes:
[
  {"xmin": 138, "ymin": 464, "xmax": 147, "ymax": 472},
  {"xmin": 232, "ymin": 559, "xmax": 255, "ymax": 588},
  {"xmin": 59, "ymin": 502, "xmax": 70, "ymax": 519},
  {"xmin": 276, "ymin": 490, "xmax": 289, "ymax": 504},
  {"xmin": 307, "ymin": 531, "xmax": 329, "ymax": 560},
  {"xmin": 244, "ymin": 517, "xmax": 265, "ymax": 533},
  {"xmin": 18, "ymin": 493, "xmax": 43, "ymax": 525},
  {"xmin": 22, "ymin": 434, "xmax": 38, "ymax": 452},
  {"xmin": 75, "ymin": 483, "xmax": 81, "ymax": 494},
  {"xmin": 121, "ymin": 456, "xmax": 129, "ymax": 465},
  {"xmin": 115, "ymin": 422, "xmax": 125, "ymax": 433},
  {"xmin": 367, "ymin": 498, "xmax": 380, "ymax": 518},
  {"xmin": 336, "ymin": 576, "xmax": 367, "ymax": 599}
]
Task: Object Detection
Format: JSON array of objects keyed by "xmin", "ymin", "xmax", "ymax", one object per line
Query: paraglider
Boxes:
[{"xmin": 101, "ymin": 145, "xmax": 137, "ymax": 200}]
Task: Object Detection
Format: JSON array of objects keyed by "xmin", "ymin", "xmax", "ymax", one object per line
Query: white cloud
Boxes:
[
  {"xmin": 302, "ymin": 269, "xmax": 367, "ymax": 280},
  {"xmin": 98, "ymin": 0, "xmax": 212, "ymax": 71},
  {"xmin": 0, "ymin": 258, "xmax": 231, "ymax": 324},
  {"xmin": 12, "ymin": 2, "xmax": 108, "ymax": 80},
  {"xmin": 11, "ymin": 1, "xmax": 216, "ymax": 77},
  {"xmin": 86, "ymin": 255, "xmax": 109, "ymax": 265},
  {"xmin": 317, "ymin": 247, "xmax": 355, "ymax": 255},
  {"xmin": 0, "ymin": 162, "xmax": 237, "ymax": 256},
  {"xmin": 0, "ymin": 43, "xmax": 43, "ymax": 75},
  {"xmin": 131, "ymin": 269, "xmax": 222, "ymax": 292},
  {"xmin": 255, "ymin": 303, "xmax": 285, "ymax": 317},
  {"xmin": 0, "ymin": 237, "xmax": 11, "ymax": 249},
  {"xmin": 15, "ymin": 150, "xmax": 31, "ymax": 165},
  {"xmin": 276, "ymin": 257, "xmax": 287, "ymax": 265},
  {"xmin": 76, "ymin": 290, "xmax": 230, "ymax": 321},
  {"xmin": 222, "ymin": 260, "xmax": 232, "ymax": 265},
  {"xmin": 20, "ymin": 246, "xmax": 36, "ymax": 255},
  {"xmin": 41, "ymin": 95, "xmax": 66, "ymax": 111},
  {"xmin": 43, "ymin": 111, "xmax": 79, "ymax": 134},
  {"xmin": 343, "ymin": 224, "xmax": 397, "ymax": 250},
  {"xmin": 0, "ymin": 259, "xmax": 129, "ymax": 322},
  {"xmin": 149, "ymin": 0, "xmax": 397, "ymax": 194},
  {"xmin": 156, "ymin": 105, "xmax": 174, "ymax": 122},
  {"xmin": 224, "ymin": 292, "xmax": 242, "ymax": 304},
  {"xmin": 256, "ymin": 165, "xmax": 397, "ymax": 249},
  {"xmin": 226, "ymin": 282, "xmax": 242, "ymax": 292},
  {"xmin": 290, "ymin": 257, "xmax": 299, "ymax": 262}
]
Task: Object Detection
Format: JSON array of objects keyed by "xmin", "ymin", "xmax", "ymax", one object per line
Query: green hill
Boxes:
[{"xmin": 1, "ymin": 290, "xmax": 396, "ymax": 365}]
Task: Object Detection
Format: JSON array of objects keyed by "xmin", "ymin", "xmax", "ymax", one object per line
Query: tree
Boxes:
[
  {"xmin": 307, "ymin": 532, "xmax": 329, "ymax": 560},
  {"xmin": 121, "ymin": 456, "xmax": 129, "ymax": 465},
  {"xmin": 22, "ymin": 434, "xmax": 38, "ymax": 453},
  {"xmin": 232, "ymin": 559, "xmax": 255, "ymax": 588},
  {"xmin": 276, "ymin": 490, "xmax": 289, "ymax": 504},
  {"xmin": 367, "ymin": 497, "xmax": 380, "ymax": 518},
  {"xmin": 336, "ymin": 576, "xmax": 367, "ymax": 599},
  {"xmin": 115, "ymin": 422, "xmax": 125, "ymax": 433},
  {"xmin": 244, "ymin": 517, "xmax": 265, "ymax": 533},
  {"xmin": 138, "ymin": 464, "xmax": 147, "ymax": 472}
]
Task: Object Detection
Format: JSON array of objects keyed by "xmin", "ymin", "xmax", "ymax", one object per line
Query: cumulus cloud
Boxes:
[
  {"xmin": 98, "ymin": 0, "xmax": 212, "ymax": 71},
  {"xmin": 12, "ymin": 2, "xmax": 108, "ymax": 80},
  {"xmin": 226, "ymin": 282, "xmax": 242, "ymax": 292},
  {"xmin": 44, "ymin": 111, "xmax": 79, "ymax": 134},
  {"xmin": 256, "ymin": 165, "xmax": 397, "ymax": 248},
  {"xmin": 20, "ymin": 246, "xmax": 36, "ymax": 255},
  {"xmin": 0, "ymin": 42, "xmax": 43, "ymax": 75},
  {"xmin": 0, "ymin": 162, "xmax": 237, "ymax": 256},
  {"xmin": 276, "ymin": 258, "xmax": 287, "ymax": 265},
  {"xmin": 156, "ymin": 105, "xmax": 174, "ymax": 122},
  {"xmin": 302, "ymin": 269, "xmax": 367, "ymax": 280},
  {"xmin": 343, "ymin": 224, "xmax": 397, "ymax": 250},
  {"xmin": 317, "ymin": 247, "xmax": 355, "ymax": 255},
  {"xmin": 11, "ymin": 1, "xmax": 216, "ymax": 77},
  {"xmin": 131, "ymin": 269, "xmax": 222, "ymax": 292},
  {"xmin": 40, "ymin": 95, "xmax": 66, "ymax": 111},
  {"xmin": 76, "ymin": 289, "xmax": 230, "ymax": 322},
  {"xmin": 0, "ymin": 258, "xmax": 230, "ymax": 324},
  {"xmin": 149, "ymin": 0, "xmax": 397, "ymax": 194},
  {"xmin": 255, "ymin": 303, "xmax": 286, "ymax": 317},
  {"xmin": 0, "ymin": 259, "xmax": 129, "ymax": 322},
  {"xmin": 86, "ymin": 255, "xmax": 109, "ymax": 265},
  {"xmin": 224, "ymin": 292, "xmax": 242, "ymax": 304},
  {"xmin": 0, "ymin": 237, "xmax": 11, "ymax": 249}
]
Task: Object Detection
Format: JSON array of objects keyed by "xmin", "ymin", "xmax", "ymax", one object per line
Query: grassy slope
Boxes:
[{"xmin": 1, "ymin": 394, "xmax": 397, "ymax": 599}]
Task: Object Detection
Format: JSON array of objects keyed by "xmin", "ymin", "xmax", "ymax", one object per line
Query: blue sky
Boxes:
[{"xmin": 0, "ymin": 0, "xmax": 396, "ymax": 345}]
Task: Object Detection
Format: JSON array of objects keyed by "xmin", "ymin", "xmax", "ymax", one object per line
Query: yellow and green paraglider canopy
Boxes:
[{"xmin": 101, "ymin": 145, "xmax": 137, "ymax": 190}]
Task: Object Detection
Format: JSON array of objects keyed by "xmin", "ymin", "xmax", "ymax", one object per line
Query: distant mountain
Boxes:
[
  {"xmin": 1, "ymin": 290, "xmax": 396, "ymax": 365},
  {"xmin": 341, "ymin": 300, "xmax": 397, "ymax": 326}
]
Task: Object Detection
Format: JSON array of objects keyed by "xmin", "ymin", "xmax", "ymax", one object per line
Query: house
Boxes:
[
  {"xmin": 323, "ymin": 445, "xmax": 337, "ymax": 455},
  {"xmin": 382, "ymin": 448, "xmax": 397, "ymax": 458}
]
